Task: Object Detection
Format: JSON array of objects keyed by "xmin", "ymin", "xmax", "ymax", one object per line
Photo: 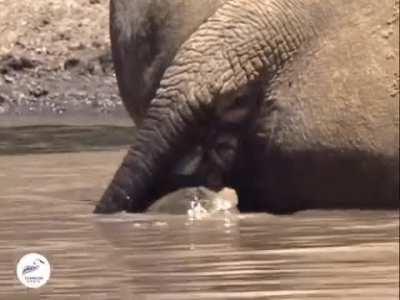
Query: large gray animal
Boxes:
[{"xmin": 95, "ymin": 0, "xmax": 399, "ymax": 213}]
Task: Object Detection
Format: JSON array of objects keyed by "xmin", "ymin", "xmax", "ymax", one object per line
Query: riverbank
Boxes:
[{"xmin": 0, "ymin": 0, "xmax": 131, "ymax": 126}]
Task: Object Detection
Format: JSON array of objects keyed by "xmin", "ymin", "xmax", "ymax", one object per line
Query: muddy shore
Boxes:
[{"xmin": 0, "ymin": 0, "xmax": 131, "ymax": 127}]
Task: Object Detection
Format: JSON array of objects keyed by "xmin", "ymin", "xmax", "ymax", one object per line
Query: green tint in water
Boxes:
[{"xmin": 0, "ymin": 126, "xmax": 136, "ymax": 155}]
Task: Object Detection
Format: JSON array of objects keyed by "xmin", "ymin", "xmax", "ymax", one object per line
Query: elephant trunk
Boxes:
[{"xmin": 95, "ymin": 0, "xmax": 323, "ymax": 213}]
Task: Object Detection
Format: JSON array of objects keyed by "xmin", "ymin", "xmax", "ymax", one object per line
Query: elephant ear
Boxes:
[{"xmin": 95, "ymin": 0, "xmax": 326, "ymax": 213}]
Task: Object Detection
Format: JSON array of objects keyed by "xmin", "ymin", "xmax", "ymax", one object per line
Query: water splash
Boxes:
[{"xmin": 187, "ymin": 191, "xmax": 209, "ymax": 221}]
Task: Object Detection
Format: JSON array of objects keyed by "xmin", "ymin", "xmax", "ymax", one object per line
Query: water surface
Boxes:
[
  {"xmin": 0, "ymin": 128, "xmax": 398, "ymax": 299},
  {"xmin": 0, "ymin": 126, "xmax": 135, "ymax": 155}
]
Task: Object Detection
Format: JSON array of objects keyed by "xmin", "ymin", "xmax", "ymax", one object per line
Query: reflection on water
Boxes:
[
  {"xmin": 0, "ymin": 130, "xmax": 398, "ymax": 299},
  {"xmin": 0, "ymin": 126, "xmax": 135, "ymax": 155}
]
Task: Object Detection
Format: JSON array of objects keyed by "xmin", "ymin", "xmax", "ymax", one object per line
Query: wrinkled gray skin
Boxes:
[{"xmin": 95, "ymin": 0, "xmax": 399, "ymax": 214}]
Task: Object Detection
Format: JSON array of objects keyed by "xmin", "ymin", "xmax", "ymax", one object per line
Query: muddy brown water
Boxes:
[{"xmin": 0, "ymin": 127, "xmax": 398, "ymax": 299}]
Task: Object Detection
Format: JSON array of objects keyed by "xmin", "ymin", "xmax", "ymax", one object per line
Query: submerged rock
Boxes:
[{"xmin": 147, "ymin": 187, "xmax": 238, "ymax": 216}]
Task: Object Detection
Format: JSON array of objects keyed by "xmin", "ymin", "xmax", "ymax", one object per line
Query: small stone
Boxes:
[
  {"xmin": 68, "ymin": 42, "xmax": 86, "ymax": 51},
  {"xmin": 86, "ymin": 61, "xmax": 103, "ymax": 75},
  {"xmin": 64, "ymin": 58, "xmax": 81, "ymax": 70},
  {"xmin": 3, "ymin": 74, "xmax": 14, "ymax": 83},
  {"xmin": 41, "ymin": 19, "xmax": 50, "ymax": 26},
  {"xmin": 29, "ymin": 86, "xmax": 49, "ymax": 98},
  {"xmin": 92, "ymin": 41, "xmax": 102, "ymax": 48},
  {"xmin": 56, "ymin": 107, "xmax": 66, "ymax": 115},
  {"xmin": 0, "ymin": 93, "xmax": 8, "ymax": 103},
  {"xmin": 0, "ymin": 104, "xmax": 9, "ymax": 114},
  {"xmin": 381, "ymin": 29, "xmax": 393, "ymax": 39},
  {"xmin": 35, "ymin": 47, "xmax": 47, "ymax": 54},
  {"xmin": 57, "ymin": 32, "xmax": 71, "ymax": 41},
  {"xmin": 14, "ymin": 41, "xmax": 26, "ymax": 49}
]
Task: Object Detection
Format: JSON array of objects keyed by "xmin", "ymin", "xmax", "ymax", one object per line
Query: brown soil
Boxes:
[{"xmin": 0, "ymin": 0, "xmax": 131, "ymax": 126}]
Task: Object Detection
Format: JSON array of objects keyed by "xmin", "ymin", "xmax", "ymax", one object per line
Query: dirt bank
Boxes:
[{"xmin": 0, "ymin": 0, "xmax": 131, "ymax": 126}]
